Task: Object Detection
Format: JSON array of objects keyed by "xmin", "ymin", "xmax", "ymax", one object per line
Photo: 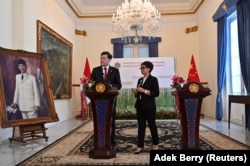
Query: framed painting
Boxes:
[
  {"xmin": 0, "ymin": 47, "xmax": 59, "ymax": 128},
  {"xmin": 37, "ymin": 20, "xmax": 73, "ymax": 99}
]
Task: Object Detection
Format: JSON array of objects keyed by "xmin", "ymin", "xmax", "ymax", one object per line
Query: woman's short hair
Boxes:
[{"xmin": 141, "ymin": 61, "xmax": 153, "ymax": 72}]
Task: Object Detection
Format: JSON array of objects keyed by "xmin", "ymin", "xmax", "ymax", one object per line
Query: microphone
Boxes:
[
  {"xmin": 103, "ymin": 73, "xmax": 112, "ymax": 87},
  {"xmin": 138, "ymin": 79, "xmax": 143, "ymax": 87},
  {"xmin": 106, "ymin": 78, "xmax": 112, "ymax": 87}
]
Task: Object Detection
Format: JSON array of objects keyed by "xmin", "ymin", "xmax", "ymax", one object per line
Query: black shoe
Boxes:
[
  {"xmin": 111, "ymin": 141, "xmax": 116, "ymax": 146},
  {"xmin": 134, "ymin": 148, "xmax": 143, "ymax": 154},
  {"xmin": 111, "ymin": 145, "xmax": 116, "ymax": 150}
]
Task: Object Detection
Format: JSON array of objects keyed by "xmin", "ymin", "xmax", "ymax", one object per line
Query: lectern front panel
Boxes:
[{"xmin": 95, "ymin": 100, "xmax": 109, "ymax": 148}]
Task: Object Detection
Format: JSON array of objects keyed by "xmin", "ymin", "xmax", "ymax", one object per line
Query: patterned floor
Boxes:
[
  {"xmin": 76, "ymin": 120, "xmax": 213, "ymax": 156},
  {"xmin": 17, "ymin": 120, "xmax": 249, "ymax": 165}
]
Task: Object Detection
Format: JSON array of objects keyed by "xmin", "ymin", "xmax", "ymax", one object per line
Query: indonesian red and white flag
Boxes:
[
  {"xmin": 81, "ymin": 57, "xmax": 91, "ymax": 120},
  {"xmin": 84, "ymin": 57, "xmax": 91, "ymax": 80}
]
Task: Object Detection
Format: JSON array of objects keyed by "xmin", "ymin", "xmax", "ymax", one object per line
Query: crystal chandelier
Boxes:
[{"xmin": 112, "ymin": 0, "xmax": 162, "ymax": 43}]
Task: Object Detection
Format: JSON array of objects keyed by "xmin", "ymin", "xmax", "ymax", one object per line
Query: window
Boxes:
[
  {"xmin": 226, "ymin": 11, "xmax": 245, "ymax": 93},
  {"xmin": 111, "ymin": 36, "xmax": 161, "ymax": 58},
  {"xmin": 123, "ymin": 44, "xmax": 149, "ymax": 58}
]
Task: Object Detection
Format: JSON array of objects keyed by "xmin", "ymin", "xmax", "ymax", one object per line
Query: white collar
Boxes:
[
  {"xmin": 103, "ymin": 65, "xmax": 109, "ymax": 70},
  {"xmin": 21, "ymin": 72, "xmax": 28, "ymax": 76}
]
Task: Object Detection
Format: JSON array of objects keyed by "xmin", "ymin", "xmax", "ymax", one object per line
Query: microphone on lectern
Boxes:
[{"xmin": 103, "ymin": 73, "xmax": 112, "ymax": 87}]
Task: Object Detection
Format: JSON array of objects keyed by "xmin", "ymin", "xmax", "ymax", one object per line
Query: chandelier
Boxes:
[{"xmin": 112, "ymin": 0, "xmax": 162, "ymax": 43}]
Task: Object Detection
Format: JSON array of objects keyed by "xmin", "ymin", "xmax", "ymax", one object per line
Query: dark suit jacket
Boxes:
[
  {"xmin": 91, "ymin": 66, "xmax": 122, "ymax": 90},
  {"xmin": 135, "ymin": 75, "xmax": 159, "ymax": 110}
]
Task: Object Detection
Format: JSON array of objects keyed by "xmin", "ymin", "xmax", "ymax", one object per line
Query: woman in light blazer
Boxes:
[{"xmin": 132, "ymin": 61, "xmax": 160, "ymax": 154}]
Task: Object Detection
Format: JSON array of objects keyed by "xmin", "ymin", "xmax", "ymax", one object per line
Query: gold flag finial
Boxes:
[{"xmin": 221, "ymin": 2, "xmax": 227, "ymax": 11}]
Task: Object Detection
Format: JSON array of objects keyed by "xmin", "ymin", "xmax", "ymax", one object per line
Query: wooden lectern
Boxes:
[
  {"xmin": 173, "ymin": 82, "xmax": 211, "ymax": 149},
  {"xmin": 85, "ymin": 82, "xmax": 119, "ymax": 159}
]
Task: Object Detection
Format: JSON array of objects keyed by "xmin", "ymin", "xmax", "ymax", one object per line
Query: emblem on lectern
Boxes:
[
  {"xmin": 189, "ymin": 83, "xmax": 199, "ymax": 93},
  {"xmin": 95, "ymin": 83, "xmax": 105, "ymax": 93}
]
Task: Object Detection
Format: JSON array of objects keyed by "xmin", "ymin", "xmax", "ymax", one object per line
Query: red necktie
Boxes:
[{"xmin": 104, "ymin": 67, "xmax": 108, "ymax": 81}]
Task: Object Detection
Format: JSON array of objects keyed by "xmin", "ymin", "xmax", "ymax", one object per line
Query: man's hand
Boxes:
[
  {"xmin": 11, "ymin": 103, "xmax": 17, "ymax": 108},
  {"xmin": 34, "ymin": 106, "xmax": 39, "ymax": 111}
]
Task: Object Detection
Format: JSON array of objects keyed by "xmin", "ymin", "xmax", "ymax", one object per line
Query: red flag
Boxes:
[
  {"xmin": 81, "ymin": 91, "xmax": 87, "ymax": 120},
  {"xmin": 83, "ymin": 57, "xmax": 91, "ymax": 79},
  {"xmin": 187, "ymin": 55, "xmax": 200, "ymax": 83},
  {"xmin": 81, "ymin": 57, "xmax": 91, "ymax": 120}
]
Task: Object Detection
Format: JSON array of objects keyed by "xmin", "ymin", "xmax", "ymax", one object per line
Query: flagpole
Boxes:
[
  {"xmin": 73, "ymin": 57, "xmax": 92, "ymax": 120},
  {"xmin": 72, "ymin": 84, "xmax": 84, "ymax": 119}
]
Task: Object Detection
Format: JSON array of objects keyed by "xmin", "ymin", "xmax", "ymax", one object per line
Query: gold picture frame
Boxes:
[
  {"xmin": 0, "ymin": 47, "xmax": 59, "ymax": 128},
  {"xmin": 37, "ymin": 20, "xmax": 73, "ymax": 99}
]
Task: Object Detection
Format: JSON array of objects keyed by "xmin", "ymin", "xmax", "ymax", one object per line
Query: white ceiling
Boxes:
[
  {"xmin": 55, "ymin": 0, "xmax": 217, "ymax": 31},
  {"xmin": 62, "ymin": 0, "xmax": 205, "ymax": 18}
]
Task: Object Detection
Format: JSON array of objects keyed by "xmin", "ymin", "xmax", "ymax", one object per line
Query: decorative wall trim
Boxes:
[
  {"xmin": 75, "ymin": 29, "xmax": 87, "ymax": 36},
  {"xmin": 186, "ymin": 26, "xmax": 198, "ymax": 34}
]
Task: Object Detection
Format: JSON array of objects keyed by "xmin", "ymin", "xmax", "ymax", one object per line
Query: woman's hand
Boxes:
[
  {"xmin": 137, "ymin": 87, "xmax": 145, "ymax": 93},
  {"xmin": 131, "ymin": 88, "xmax": 138, "ymax": 94},
  {"xmin": 137, "ymin": 87, "xmax": 150, "ymax": 95}
]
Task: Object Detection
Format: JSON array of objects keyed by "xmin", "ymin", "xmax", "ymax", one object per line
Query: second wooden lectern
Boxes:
[
  {"xmin": 173, "ymin": 82, "xmax": 211, "ymax": 149},
  {"xmin": 85, "ymin": 82, "xmax": 119, "ymax": 159}
]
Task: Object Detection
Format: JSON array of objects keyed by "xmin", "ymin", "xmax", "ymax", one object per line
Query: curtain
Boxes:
[
  {"xmin": 215, "ymin": 17, "xmax": 227, "ymax": 120},
  {"xmin": 237, "ymin": 0, "xmax": 250, "ymax": 129},
  {"xmin": 113, "ymin": 43, "xmax": 123, "ymax": 58},
  {"xmin": 148, "ymin": 42, "xmax": 158, "ymax": 57},
  {"xmin": 213, "ymin": 0, "xmax": 240, "ymax": 21},
  {"xmin": 213, "ymin": 0, "xmax": 239, "ymax": 120}
]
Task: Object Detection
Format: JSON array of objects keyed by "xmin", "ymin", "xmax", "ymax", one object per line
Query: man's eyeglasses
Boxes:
[{"xmin": 139, "ymin": 67, "xmax": 147, "ymax": 70}]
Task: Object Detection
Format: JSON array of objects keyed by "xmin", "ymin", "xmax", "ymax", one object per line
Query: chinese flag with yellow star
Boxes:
[{"xmin": 187, "ymin": 55, "xmax": 200, "ymax": 83}]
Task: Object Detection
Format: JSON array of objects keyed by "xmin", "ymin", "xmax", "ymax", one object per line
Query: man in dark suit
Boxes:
[{"xmin": 91, "ymin": 51, "xmax": 122, "ymax": 148}]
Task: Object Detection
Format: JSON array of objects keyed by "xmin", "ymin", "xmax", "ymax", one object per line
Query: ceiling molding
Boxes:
[
  {"xmin": 161, "ymin": 0, "xmax": 204, "ymax": 16},
  {"xmin": 65, "ymin": 0, "xmax": 204, "ymax": 19},
  {"xmin": 56, "ymin": 0, "xmax": 218, "ymax": 32},
  {"xmin": 75, "ymin": 15, "xmax": 198, "ymax": 32}
]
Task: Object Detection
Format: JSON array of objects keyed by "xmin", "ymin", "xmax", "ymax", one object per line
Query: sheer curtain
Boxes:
[
  {"xmin": 213, "ymin": 1, "xmax": 231, "ymax": 120},
  {"xmin": 215, "ymin": 17, "xmax": 227, "ymax": 120}
]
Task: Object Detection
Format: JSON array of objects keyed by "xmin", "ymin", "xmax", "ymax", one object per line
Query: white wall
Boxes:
[
  {"xmin": 197, "ymin": 0, "xmax": 223, "ymax": 118},
  {"xmin": 158, "ymin": 18, "xmax": 198, "ymax": 77},
  {"xmin": 0, "ymin": 0, "xmax": 13, "ymax": 48},
  {"xmin": 0, "ymin": 0, "xmax": 78, "ymax": 136},
  {"xmin": 23, "ymin": 0, "xmax": 76, "ymax": 123}
]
